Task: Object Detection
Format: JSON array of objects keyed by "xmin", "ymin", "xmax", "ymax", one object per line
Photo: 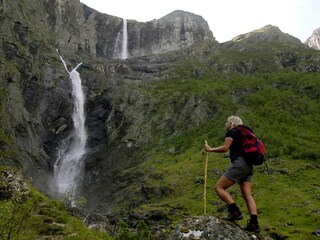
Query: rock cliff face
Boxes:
[
  {"xmin": 127, "ymin": 10, "xmax": 214, "ymax": 57},
  {"xmin": 46, "ymin": 0, "xmax": 214, "ymax": 58},
  {"xmin": 305, "ymin": 27, "xmax": 320, "ymax": 50},
  {"xmin": 0, "ymin": 0, "xmax": 215, "ymax": 197}
]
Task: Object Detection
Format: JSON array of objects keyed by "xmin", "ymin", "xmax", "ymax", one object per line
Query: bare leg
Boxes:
[
  {"xmin": 240, "ymin": 181, "xmax": 257, "ymax": 215},
  {"xmin": 214, "ymin": 175, "xmax": 235, "ymax": 205},
  {"xmin": 241, "ymin": 181, "xmax": 261, "ymax": 232}
]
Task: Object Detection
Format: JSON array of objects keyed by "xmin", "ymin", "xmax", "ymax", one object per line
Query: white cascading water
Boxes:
[
  {"xmin": 54, "ymin": 55, "xmax": 87, "ymax": 202},
  {"xmin": 121, "ymin": 18, "xmax": 128, "ymax": 59},
  {"xmin": 114, "ymin": 18, "xmax": 128, "ymax": 59}
]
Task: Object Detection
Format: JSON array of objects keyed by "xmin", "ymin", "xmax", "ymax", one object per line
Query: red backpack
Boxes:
[{"xmin": 235, "ymin": 125, "xmax": 265, "ymax": 166}]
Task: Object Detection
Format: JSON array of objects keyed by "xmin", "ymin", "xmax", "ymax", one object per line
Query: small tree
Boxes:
[{"xmin": 0, "ymin": 201, "xmax": 35, "ymax": 240}]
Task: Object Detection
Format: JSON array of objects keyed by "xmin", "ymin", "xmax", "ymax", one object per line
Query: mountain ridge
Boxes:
[
  {"xmin": 78, "ymin": 1, "xmax": 319, "ymax": 47},
  {"xmin": 231, "ymin": 24, "xmax": 302, "ymax": 45}
]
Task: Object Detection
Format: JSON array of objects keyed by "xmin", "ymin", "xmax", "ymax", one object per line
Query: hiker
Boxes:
[{"xmin": 204, "ymin": 115, "xmax": 260, "ymax": 233}]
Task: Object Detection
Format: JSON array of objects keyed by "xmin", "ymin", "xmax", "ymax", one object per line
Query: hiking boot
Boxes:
[
  {"xmin": 244, "ymin": 220, "xmax": 261, "ymax": 233},
  {"xmin": 223, "ymin": 209, "xmax": 243, "ymax": 221}
]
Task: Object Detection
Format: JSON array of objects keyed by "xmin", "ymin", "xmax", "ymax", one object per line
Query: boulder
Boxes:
[{"xmin": 172, "ymin": 216, "xmax": 259, "ymax": 240}]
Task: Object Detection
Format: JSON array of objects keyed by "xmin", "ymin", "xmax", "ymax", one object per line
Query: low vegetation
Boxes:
[
  {"xmin": 0, "ymin": 167, "xmax": 112, "ymax": 240},
  {"xmin": 112, "ymin": 63, "xmax": 320, "ymax": 239}
]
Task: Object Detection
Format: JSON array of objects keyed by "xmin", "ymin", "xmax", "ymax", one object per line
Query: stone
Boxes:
[{"xmin": 172, "ymin": 216, "xmax": 258, "ymax": 240}]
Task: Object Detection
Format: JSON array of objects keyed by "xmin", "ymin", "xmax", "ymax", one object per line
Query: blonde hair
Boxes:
[{"xmin": 227, "ymin": 116, "xmax": 243, "ymax": 128}]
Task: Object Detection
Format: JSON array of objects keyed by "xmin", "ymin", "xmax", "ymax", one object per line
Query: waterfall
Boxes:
[
  {"xmin": 54, "ymin": 55, "xmax": 87, "ymax": 202},
  {"xmin": 121, "ymin": 18, "xmax": 128, "ymax": 59},
  {"xmin": 114, "ymin": 18, "xmax": 128, "ymax": 59}
]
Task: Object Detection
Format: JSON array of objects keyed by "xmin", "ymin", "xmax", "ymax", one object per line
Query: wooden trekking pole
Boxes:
[{"xmin": 204, "ymin": 140, "xmax": 209, "ymax": 215}]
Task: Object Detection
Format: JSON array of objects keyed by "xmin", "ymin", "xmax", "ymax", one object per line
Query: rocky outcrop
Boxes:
[
  {"xmin": 127, "ymin": 10, "xmax": 215, "ymax": 57},
  {"xmin": 172, "ymin": 216, "xmax": 259, "ymax": 240},
  {"xmin": 0, "ymin": 169, "xmax": 29, "ymax": 202},
  {"xmin": 305, "ymin": 27, "xmax": 320, "ymax": 50}
]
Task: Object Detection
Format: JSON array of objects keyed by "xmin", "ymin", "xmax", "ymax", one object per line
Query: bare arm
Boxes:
[{"xmin": 204, "ymin": 138, "xmax": 233, "ymax": 153}]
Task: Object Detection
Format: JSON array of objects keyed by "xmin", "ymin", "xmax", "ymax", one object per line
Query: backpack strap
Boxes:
[{"xmin": 235, "ymin": 125, "xmax": 254, "ymax": 134}]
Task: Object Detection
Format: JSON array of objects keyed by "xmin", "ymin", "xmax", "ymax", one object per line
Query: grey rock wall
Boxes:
[
  {"xmin": 47, "ymin": 0, "xmax": 215, "ymax": 58},
  {"xmin": 305, "ymin": 27, "xmax": 320, "ymax": 50}
]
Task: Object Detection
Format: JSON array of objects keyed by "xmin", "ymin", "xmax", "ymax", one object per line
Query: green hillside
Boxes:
[
  {"xmin": 102, "ymin": 41, "xmax": 320, "ymax": 239},
  {"xmin": 0, "ymin": 168, "xmax": 112, "ymax": 240}
]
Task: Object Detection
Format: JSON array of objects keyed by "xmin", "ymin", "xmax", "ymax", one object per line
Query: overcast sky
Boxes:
[{"xmin": 80, "ymin": 0, "xmax": 319, "ymax": 43}]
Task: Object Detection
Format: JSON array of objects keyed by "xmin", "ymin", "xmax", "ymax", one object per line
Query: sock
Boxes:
[
  {"xmin": 228, "ymin": 203, "xmax": 238, "ymax": 212},
  {"xmin": 250, "ymin": 214, "xmax": 258, "ymax": 223}
]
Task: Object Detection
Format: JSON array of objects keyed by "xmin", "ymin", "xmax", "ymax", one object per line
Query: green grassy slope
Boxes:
[
  {"xmin": 0, "ymin": 168, "xmax": 112, "ymax": 240},
  {"xmin": 113, "ymin": 49, "xmax": 320, "ymax": 239}
]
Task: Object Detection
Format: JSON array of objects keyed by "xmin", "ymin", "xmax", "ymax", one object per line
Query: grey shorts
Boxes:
[{"xmin": 224, "ymin": 157, "xmax": 253, "ymax": 183}]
